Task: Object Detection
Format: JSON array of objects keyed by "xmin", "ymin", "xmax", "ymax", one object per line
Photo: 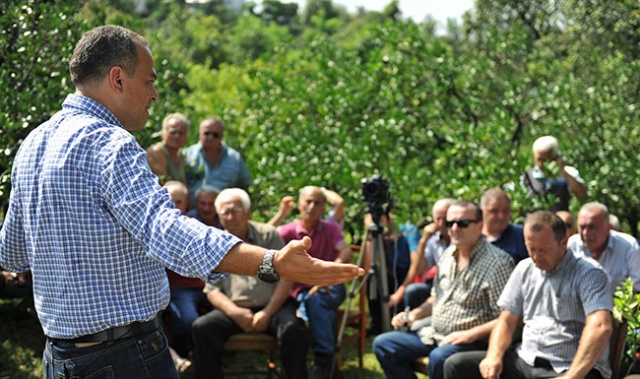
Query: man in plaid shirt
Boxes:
[{"xmin": 373, "ymin": 200, "xmax": 514, "ymax": 379}]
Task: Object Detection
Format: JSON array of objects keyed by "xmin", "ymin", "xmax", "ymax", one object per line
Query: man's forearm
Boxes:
[
  {"xmin": 563, "ymin": 310, "xmax": 612, "ymax": 378},
  {"xmin": 485, "ymin": 312, "xmax": 520, "ymax": 362},
  {"xmin": 213, "ymin": 242, "xmax": 264, "ymax": 276}
]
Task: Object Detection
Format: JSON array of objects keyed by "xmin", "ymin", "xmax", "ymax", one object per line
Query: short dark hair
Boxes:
[
  {"xmin": 524, "ymin": 211, "xmax": 566, "ymax": 242},
  {"xmin": 70, "ymin": 25, "xmax": 146, "ymax": 86}
]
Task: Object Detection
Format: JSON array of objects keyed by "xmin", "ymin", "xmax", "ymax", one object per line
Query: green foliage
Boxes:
[
  {"xmin": 613, "ymin": 278, "xmax": 640, "ymax": 376},
  {"xmin": 0, "ymin": 0, "xmax": 86, "ymax": 215},
  {"xmin": 2, "ymin": 0, "xmax": 639, "ymax": 238}
]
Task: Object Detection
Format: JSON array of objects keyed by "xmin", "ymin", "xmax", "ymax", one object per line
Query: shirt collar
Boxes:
[
  {"xmin": 294, "ymin": 219, "xmax": 324, "ymax": 237},
  {"xmin": 63, "ymin": 94, "xmax": 123, "ymax": 128}
]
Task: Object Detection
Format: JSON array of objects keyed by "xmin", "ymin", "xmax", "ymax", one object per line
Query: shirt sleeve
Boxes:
[
  {"xmin": 98, "ymin": 132, "xmax": 241, "ymax": 283},
  {"xmin": 497, "ymin": 261, "xmax": 526, "ymax": 316},
  {"xmin": 578, "ymin": 265, "xmax": 613, "ymax": 315},
  {"xmin": 0, "ymin": 181, "xmax": 29, "ymax": 271}
]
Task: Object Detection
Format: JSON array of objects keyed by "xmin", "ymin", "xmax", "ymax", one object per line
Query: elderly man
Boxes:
[
  {"xmin": 445, "ymin": 211, "xmax": 613, "ymax": 379},
  {"xmin": 184, "ymin": 117, "xmax": 252, "ymax": 197},
  {"xmin": 186, "ymin": 184, "xmax": 222, "ymax": 228},
  {"xmin": 388, "ymin": 198, "xmax": 454, "ymax": 310},
  {"xmin": 569, "ymin": 202, "xmax": 640, "ymax": 293},
  {"xmin": 192, "ymin": 188, "xmax": 308, "ymax": 379},
  {"xmin": 278, "ymin": 186, "xmax": 353, "ymax": 379},
  {"xmin": 373, "ymin": 201, "xmax": 514, "ymax": 379},
  {"xmin": 147, "ymin": 113, "xmax": 189, "ymax": 184},
  {"xmin": 521, "ymin": 135, "xmax": 587, "ymax": 212},
  {"xmin": 481, "ymin": 188, "xmax": 528, "ymax": 264}
]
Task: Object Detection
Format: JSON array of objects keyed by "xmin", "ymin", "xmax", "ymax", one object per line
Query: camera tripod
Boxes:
[{"xmin": 330, "ymin": 221, "xmax": 391, "ymax": 378}]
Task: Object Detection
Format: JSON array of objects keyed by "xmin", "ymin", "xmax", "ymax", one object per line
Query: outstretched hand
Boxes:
[{"xmin": 274, "ymin": 236, "xmax": 364, "ymax": 286}]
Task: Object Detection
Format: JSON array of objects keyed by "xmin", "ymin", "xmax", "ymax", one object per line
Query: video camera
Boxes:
[{"xmin": 361, "ymin": 174, "xmax": 392, "ymax": 226}]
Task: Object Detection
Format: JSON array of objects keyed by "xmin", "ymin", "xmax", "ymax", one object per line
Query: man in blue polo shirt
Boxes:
[
  {"xmin": 184, "ymin": 117, "xmax": 252, "ymax": 198},
  {"xmin": 481, "ymin": 188, "xmax": 528, "ymax": 264}
]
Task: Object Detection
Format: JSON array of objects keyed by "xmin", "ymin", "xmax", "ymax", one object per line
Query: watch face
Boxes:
[
  {"xmin": 258, "ymin": 271, "xmax": 279, "ymax": 283},
  {"xmin": 257, "ymin": 250, "xmax": 279, "ymax": 283}
]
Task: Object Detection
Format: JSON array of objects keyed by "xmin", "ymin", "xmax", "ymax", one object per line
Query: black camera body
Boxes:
[{"xmin": 361, "ymin": 174, "xmax": 392, "ymax": 226}]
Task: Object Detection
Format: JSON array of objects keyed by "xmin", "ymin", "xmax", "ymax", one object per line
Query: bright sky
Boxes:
[{"xmin": 287, "ymin": 0, "xmax": 475, "ymax": 26}]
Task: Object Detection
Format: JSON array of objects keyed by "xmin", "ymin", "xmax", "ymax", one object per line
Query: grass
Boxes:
[{"xmin": 0, "ymin": 297, "xmax": 428, "ymax": 379}]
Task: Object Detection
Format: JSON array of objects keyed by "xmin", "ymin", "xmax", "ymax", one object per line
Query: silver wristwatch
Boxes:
[{"xmin": 257, "ymin": 249, "xmax": 280, "ymax": 283}]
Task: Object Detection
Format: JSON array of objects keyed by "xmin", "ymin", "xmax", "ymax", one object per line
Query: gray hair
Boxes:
[
  {"xmin": 195, "ymin": 185, "xmax": 220, "ymax": 201},
  {"xmin": 162, "ymin": 113, "xmax": 190, "ymax": 133},
  {"xmin": 215, "ymin": 188, "xmax": 251, "ymax": 213},
  {"xmin": 532, "ymin": 135, "xmax": 559, "ymax": 156}
]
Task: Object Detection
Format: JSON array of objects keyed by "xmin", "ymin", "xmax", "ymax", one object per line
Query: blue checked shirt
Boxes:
[{"xmin": 0, "ymin": 94, "xmax": 241, "ymax": 339}]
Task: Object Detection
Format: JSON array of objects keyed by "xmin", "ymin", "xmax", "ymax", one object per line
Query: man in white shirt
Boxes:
[{"xmin": 568, "ymin": 202, "xmax": 640, "ymax": 293}]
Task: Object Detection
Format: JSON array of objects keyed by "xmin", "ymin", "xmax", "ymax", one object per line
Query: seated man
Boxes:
[
  {"xmin": 569, "ymin": 202, "xmax": 640, "ymax": 293},
  {"xmin": 191, "ymin": 188, "xmax": 308, "ymax": 379},
  {"xmin": 481, "ymin": 188, "xmax": 528, "ymax": 264},
  {"xmin": 373, "ymin": 200, "xmax": 514, "ymax": 379},
  {"xmin": 388, "ymin": 198, "xmax": 454, "ymax": 310},
  {"xmin": 184, "ymin": 117, "xmax": 252, "ymax": 197},
  {"xmin": 445, "ymin": 211, "xmax": 613, "ymax": 379},
  {"xmin": 278, "ymin": 186, "xmax": 353, "ymax": 379},
  {"xmin": 186, "ymin": 184, "xmax": 222, "ymax": 228}
]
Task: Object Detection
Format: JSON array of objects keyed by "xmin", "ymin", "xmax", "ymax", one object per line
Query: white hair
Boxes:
[
  {"xmin": 215, "ymin": 188, "xmax": 251, "ymax": 213},
  {"xmin": 162, "ymin": 113, "xmax": 190, "ymax": 133},
  {"xmin": 532, "ymin": 135, "xmax": 559, "ymax": 156}
]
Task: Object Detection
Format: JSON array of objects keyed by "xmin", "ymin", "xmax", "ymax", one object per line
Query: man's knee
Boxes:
[{"xmin": 443, "ymin": 351, "xmax": 484, "ymax": 379}]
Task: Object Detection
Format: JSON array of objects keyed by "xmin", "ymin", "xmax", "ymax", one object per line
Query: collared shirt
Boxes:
[
  {"xmin": 184, "ymin": 141, "xmax": 253, "ymax": 196},
  {"xmin": 568, "ymin": 230, "xmax": 640, "ymax": 293},
  {"xmin": 0, "ymin": 94, "xmax": 241, "ymax": 339},
  {"xmin": 488, "ymin": 224, "xmax": 529, "ymax": 264},
  {"xmin": 278, "ymin": 220, "xmax": 345, "ymax": 297},
  {"xmin": 500, "ymin": 252, "xmax": 612, "ymax": 377},
  {"xmin": 423, "ymin": 231, "xmax": 450, "ymax": 268},
  {"xmin": 418, "ymin": 237, "xmax": 514, "ymax": 344},
  {"xmin": 204, "ymin": 221, "xmax": 285, "ymax": 308}
]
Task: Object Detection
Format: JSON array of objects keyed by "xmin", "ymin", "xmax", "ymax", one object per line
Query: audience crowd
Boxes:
[{"xmin": 3, "ymin": 105, "xmax": 639, "ymax": 379}]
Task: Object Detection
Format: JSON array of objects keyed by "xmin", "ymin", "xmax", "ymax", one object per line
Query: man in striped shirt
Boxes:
[{"xmin": 445, "ymin": 211, "xmax": 613, "ymax": 379}]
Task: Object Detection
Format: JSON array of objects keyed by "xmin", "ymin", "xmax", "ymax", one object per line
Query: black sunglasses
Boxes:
[
  {"xmin": 203, "ymin": 131, "xmax": 222, "ymax": 139},
  {"xmin": 445, "ymin": 219, "xmax": 480, "ymax": 228}
]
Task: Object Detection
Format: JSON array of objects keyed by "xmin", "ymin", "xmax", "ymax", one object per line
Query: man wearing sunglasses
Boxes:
[
  {"xmin": 184, "ymin": 117, "xmax": 252, "ymax": 200},
  {"xmin": 373, "ymin": 200, "xmax": 514, "ymax": 379}
]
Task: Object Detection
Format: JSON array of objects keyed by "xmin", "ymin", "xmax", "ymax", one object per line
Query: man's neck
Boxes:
[
  {"xmin": 203, "ymin": 145, "xmax": 221, "ymax": 166},
  {"xmin": 164, "ymin": 144, "xmax": 180, "ymax": 160},
  {"xmin": 590, "ymin": 239, "xmax": 608, "ymax": 261},
  {"xmin": 300, "ymin": 218, "xmax": 319, "ymax": 232},
  {"xmin": 483, "ymin": 225, "xmax": 505, "ymax": 241}
]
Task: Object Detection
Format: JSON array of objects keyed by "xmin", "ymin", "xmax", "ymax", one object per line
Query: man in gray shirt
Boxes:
[{"xmin": 445, "ymin": 211, "xmax": 613, "ymax": 379}]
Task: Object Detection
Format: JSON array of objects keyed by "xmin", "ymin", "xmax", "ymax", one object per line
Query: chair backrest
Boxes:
[{"xmin": 610, "ymin": 318, "xmax": 627, "ymax": 379}]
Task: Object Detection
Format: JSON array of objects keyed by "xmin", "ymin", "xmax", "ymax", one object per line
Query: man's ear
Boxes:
[{"xmin": 108, "ymin": 66, "xmax": 125, "ymax": 93}]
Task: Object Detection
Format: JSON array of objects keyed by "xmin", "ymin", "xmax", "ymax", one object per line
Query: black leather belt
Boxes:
[{"xmin": 57, "ymin": 316, "xmax": 161, "ymax": 343}]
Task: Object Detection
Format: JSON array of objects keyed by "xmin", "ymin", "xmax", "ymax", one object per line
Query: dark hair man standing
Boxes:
[{"xmin": 0, "ymin": 25, "xmax": 361, "ymax": 379}]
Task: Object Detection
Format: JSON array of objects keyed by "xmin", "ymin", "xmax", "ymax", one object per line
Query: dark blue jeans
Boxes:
[
  {"xmin": 166, "ymin": 287, "xmax": 208, "ymax": 357},
  {"xmin": 296, "ymin": 284, "xmax": 346, "ymax": 363},
  {"xmin": 404, "ymin": 281, "xmax": 433, "ymax": 310},
  {"xmin": 373, "ymin": 330, "xmax": 487, "ymax": 379},
  {"xmin": 43, "ymin": 329, "xmax": 178, "ymax": 379}
]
